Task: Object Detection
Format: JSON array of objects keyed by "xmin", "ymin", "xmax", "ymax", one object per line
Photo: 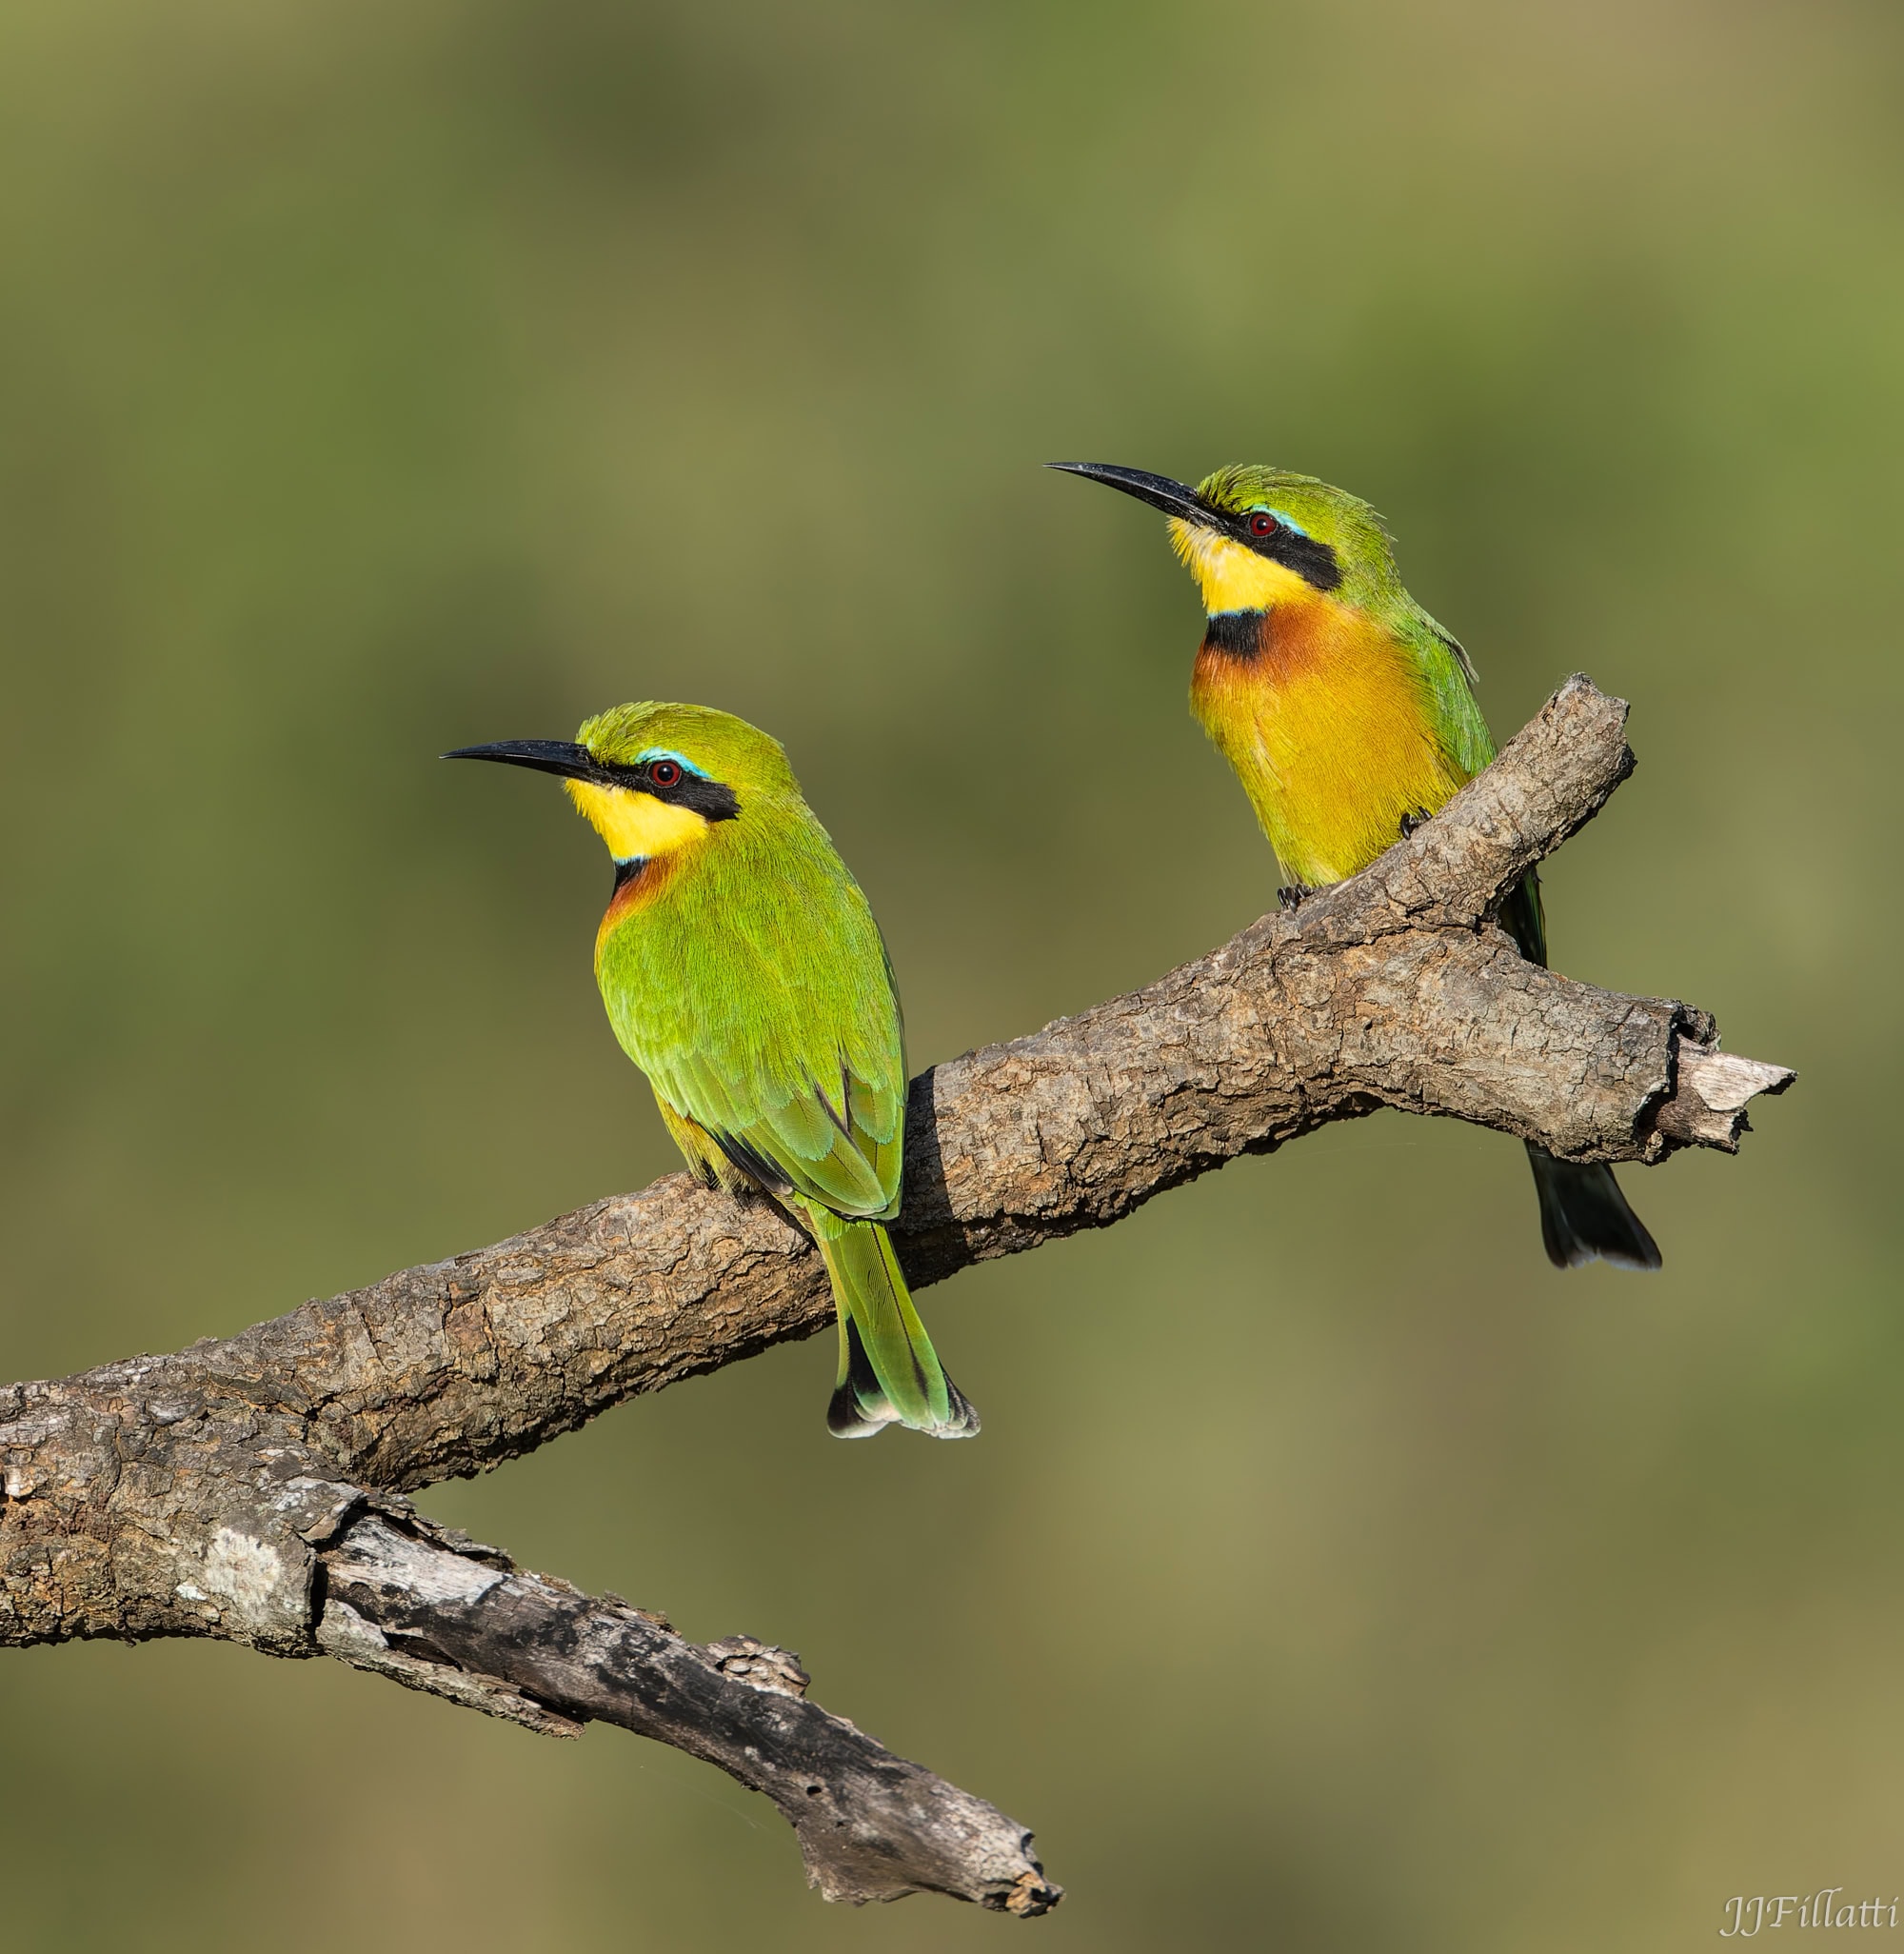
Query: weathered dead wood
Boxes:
[
  {"xmin": 0, "ymin": 677, "xmax": 1791, "ymax": 1914},
  {"xmin": 317, "ymin": 1513, "xmax": 1054, "ymax": 1912}
]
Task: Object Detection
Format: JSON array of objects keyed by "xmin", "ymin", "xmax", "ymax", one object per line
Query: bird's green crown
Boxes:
[{"xmin": 577, "ymin": 701, "xmax": 800, "ymax": 799}]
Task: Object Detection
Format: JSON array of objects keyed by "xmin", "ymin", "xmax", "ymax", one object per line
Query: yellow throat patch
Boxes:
[
  {"xmin": 1168, "ymin": 518, "xmax": 1315, "ymax": 614},
  {"xmin": 565, "ymin": 779, "xmax": 711, "ymax": 862}
]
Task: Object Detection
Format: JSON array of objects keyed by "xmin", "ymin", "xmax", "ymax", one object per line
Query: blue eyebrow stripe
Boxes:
[{"xmin": 635, "ymin": 748, "xmax": 707, "ymax": 778}]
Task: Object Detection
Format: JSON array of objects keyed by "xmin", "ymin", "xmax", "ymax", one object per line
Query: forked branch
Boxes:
[{"xmin": 0, "ymin": 677, "xmax": 1791, "ymax": 1915}]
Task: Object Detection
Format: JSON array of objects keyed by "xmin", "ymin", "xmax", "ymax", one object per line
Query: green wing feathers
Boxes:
[
  {"xmin": 655, "ymin": 1053, "xmax": 896, "ymax": 1217},
  {"xmin": 1398, "ymin": 603, "xmax": 1497, "ymax": 786},
  {"xmin": 601, "ymin": 805, "xmax": 906, "ymax": 1206}
]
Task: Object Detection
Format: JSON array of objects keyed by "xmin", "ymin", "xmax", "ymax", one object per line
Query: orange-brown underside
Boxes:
[{"xmin": 1191, "ymin": 595, "xmax": 1466, "ymax": 888}]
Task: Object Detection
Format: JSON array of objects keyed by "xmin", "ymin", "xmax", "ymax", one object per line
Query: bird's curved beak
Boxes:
[
  {"xmin": 442, "ymin": 739, "xmax": 606, "ymax": 784},
  {"xmin": 1045, "ymin": 463, "xmax": 1209, "ymax": 525}
]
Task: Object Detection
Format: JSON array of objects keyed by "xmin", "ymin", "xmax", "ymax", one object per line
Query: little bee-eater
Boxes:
[
  {"xmin": 448, "ymin": 703, "xmax": 979, "ymax": 1436},
  {"xmin": 1053, "ymin": 462, "xmax": 1660, "ymax": 1271}
]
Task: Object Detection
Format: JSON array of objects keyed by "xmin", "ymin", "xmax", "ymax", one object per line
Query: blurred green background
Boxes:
[{"xmin": 0, "ymin": 2, "xmax": 1896, "ymax": 1948}]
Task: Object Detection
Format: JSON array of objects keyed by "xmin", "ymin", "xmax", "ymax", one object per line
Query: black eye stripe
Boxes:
[
  {"xmin": 1217, "ymin": 506, "xmax": 1342, "ymax": 592},
  {"xmin": 596, "ymin": 758, "xmax": 742, "ymax": 823}
]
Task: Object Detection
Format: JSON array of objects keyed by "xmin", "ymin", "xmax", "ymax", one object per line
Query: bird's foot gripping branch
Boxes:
[{"xmin": 0, "ymin": 678, "xmax": 1789, "ymax": 1913}]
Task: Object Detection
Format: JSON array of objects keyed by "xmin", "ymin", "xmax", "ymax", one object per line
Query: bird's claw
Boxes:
[
  {"xmin": 1278, "ymin": 882, "xmax": 1314, "ymax": 910},
  {"xmin": 1398, "ymin": 809, "xmax": 1430, "ymax": 839}
]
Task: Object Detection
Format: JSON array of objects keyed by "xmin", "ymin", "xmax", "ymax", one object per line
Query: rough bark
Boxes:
[{"xmin": 0, "ymin": 677, "xmax": 1791, "ymax": 1914}]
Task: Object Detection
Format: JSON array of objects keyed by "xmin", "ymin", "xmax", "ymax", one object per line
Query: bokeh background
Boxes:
[{"xmin": 0, "ymin": 2, "xmax": 1897, "ymax": 1948}]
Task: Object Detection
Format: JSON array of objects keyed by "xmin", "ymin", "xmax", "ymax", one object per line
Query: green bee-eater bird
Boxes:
[
  {"xmin": 447, "ymin": 702, "xmax": 980, "ymax": 1437},
  {"xmin": 1052, "ymin": 461, "xmax": 1660, "ymax": 1271}
]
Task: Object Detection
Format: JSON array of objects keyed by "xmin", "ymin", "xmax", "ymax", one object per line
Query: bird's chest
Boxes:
[
  {"xmin": 1191, "ymin": 601, "xmax": 1460, "ymax": 887},
  {"xmin": 590, "ymin": 863, "xmax": 726, "ymax": 1064}
]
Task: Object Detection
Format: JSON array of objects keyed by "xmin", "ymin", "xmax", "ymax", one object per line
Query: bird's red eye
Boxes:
[
  {"xmin": 649, "ymin": 760, "xmax": 682, "ymax": 788},
  {"xmin": 1248, "ymin": 510, "xmax": 1278, "ymax": 537}
]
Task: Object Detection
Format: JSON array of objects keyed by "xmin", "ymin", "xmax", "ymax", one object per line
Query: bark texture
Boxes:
[{"xmin": 0, "ymin": 678, "xmax": 1791, "ymax": 1914}]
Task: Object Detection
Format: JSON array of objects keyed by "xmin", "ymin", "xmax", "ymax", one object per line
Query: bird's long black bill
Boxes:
[
  {"xmin": 1045, "ymin": 462, "xmax": 1208, "ymax": 523},
  {"xmin": 441, "ymin": 739, "xmax": 605, "ymax": 783}
]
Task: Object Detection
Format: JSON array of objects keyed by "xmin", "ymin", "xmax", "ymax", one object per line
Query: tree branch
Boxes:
[
  {"xmin": 0, "ymin": 677, "xmax": 1791, "ymax": 1914},
  {"xmin": 315, "ymin": 1511, "xmax": 1053, "ymax": 1911}
]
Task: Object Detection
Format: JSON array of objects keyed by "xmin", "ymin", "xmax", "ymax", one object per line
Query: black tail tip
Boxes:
[
  {"xmin": 825, "ymin": 1376, "xmax": 982, "ymax": 1439},
  {"xmin": 938, "ymin": 1378, "xmax": 982, "ymax": 1439},
  {"xmin": 826, "ymin": 1380, "xmax": 892, "ymax": 1438},
  {"xmin": 1531, "ymin": 1151, "xmax": 1663, "ymax": 1272}
]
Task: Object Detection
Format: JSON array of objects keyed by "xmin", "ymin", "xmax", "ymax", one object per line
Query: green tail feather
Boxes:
[
  {"xmin": 1527, "ymin": 1146, "xmax": 1662, "ymax": 1271},
  {"xmin": 803, "ymin": 1206, "xmax": 979, "ymax": 1440}
]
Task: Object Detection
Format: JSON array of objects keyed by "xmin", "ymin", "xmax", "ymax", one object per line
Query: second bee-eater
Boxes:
[
  {"xmin": 1053, "ymin": 462, "xmax": 1660, "ymax": 1271},
  {"xmin": 448, "ymin": 702, "xmax": 980, "ymax": 1437}
]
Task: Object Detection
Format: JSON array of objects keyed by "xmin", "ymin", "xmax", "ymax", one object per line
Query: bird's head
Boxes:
[
  {"xmin": 446, "ymin": 701, "xmax": 797, "ymax": 871},
  {"xmin": 1050, "ymin": 462, "xmax": 1398, "ymax": 616}
]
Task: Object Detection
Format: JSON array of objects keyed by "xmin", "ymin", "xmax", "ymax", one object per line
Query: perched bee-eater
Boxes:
[
  {"xmin": 448, "ymin": 703, "xmax": 979, "ymax": 1437},
  {"xmin": 1052, "ymin": 462, "xmax": 1660, "ymax": 1271}
]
